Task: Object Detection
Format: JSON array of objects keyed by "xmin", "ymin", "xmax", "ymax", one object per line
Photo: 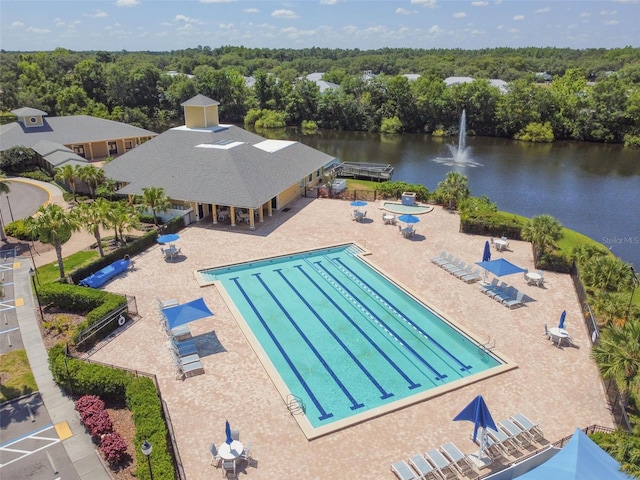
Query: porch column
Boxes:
[
  {"xmin": 259, "ymin": 205, "xmax": 264, "ymax": 223},
  {"xmin": 212, "ymin": 204, "xmax": 218, "ymax": 224},
  {"xmin": 249, "ymin": 209, "xmax": 255, "ymax": 230},
  {"xmin": 267, "ymin": 202, "xmax": 273, "ymax": 217},
  {"xmin": 230, "ymin": 206, "xmax": 236, "ymax": 227}
]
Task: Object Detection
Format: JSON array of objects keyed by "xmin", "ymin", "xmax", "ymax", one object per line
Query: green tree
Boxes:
[
  {"xmin": 514, "ymin": 121, "xmax": 554, "ymax": 143},
  {"xmin": 381, "ymin": 116, "xmax": 403, "ymax": 134},
  {"xmin": 434, "ymin": 172, "xmax": 470, "ymax": 210},
  {"xmin": 581, "ymin": 255, "xmax": 634, "ymax": 294},
  {"xmin": 0, "ymin": 173, "xmax": 10, "ymax": 241},
  {"xmin": 592, "ymin": 319, "xmax": 640, "ymax": 407},
  {"xmin": 520, "ymin": 214, "xmax": 563, "ymax": 257},
  {"xmin": 72, "ymin": 199, "xmax": 110, "ymax": 257},
  {"xmin": 54, "ymin": 164, "xmax": 80, "ymax": 201},
  {"xmin": 106, "ymin": 202, "xmax": 139, "ymax": 245},
  {"xmin": 78, "ymin": 165, "xmax": 105, "ymax": 199},
  {"xmin": 26, "ymin": 204, "xmax": 79, "ymax": 280},
  {"xmin": 139, "ymin": 187, "xmax": 171, "ymax": 226}
]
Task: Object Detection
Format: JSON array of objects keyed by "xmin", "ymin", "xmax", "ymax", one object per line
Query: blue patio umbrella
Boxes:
[
  {"xmin": 397, "ymin": 214, "xmax": 420, "ymax": 224},
  {"xmin": 482, "ymin": 240, "xmax": 492, "ymax": 262},
  {"xmin": 350, "ymin": 200, "xmax": 368, "ymax": 209},
  {"xmin": 559, "ymin": 310, "xmax": 566, "ymax": 329},
  {"xmin": 225, "ymin": 420, "xmax": 233, "ymax": 445},
  {"xmin": 157, "ymin": 233, "xmax": 180, "ymax": 244},
  {"xmin": 453, "ymin": 395, "xmax": 497, "ymax": 459},
  {"xmin": 476, "ymin": 258, "xmax": 526, "ymax": 277}
]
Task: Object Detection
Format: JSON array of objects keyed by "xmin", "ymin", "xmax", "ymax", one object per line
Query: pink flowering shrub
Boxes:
[{"xmin": 100, "ymin": 432, "xmax": 128, "ymax": 464}]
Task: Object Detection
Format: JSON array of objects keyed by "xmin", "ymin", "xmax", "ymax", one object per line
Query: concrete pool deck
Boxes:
[{"xmin": 90, "ymin": 197, "xmax": 613, "ymax": 480}]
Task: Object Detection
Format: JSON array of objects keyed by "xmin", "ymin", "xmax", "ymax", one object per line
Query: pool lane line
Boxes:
[
  {"xmin": 332, "ymin": 256, "xmax": 473, "ymax": 372},
  {"xmin": 253, "ymin": 273, "xmax": 366, "ymax": 412},
  {"xmin": 229, "ymin": 277, "xmax": 334, "ymax": 421},
  {"xmin": 312, "ymin": 260, "xmax": 447, "ymax": 381},
  {"xmin": 278, "ymin": 267, "xmax": 395, "ymax": 400},
  {"xmin": 296, "ymin": 262, "xmax": 421, "ymax": 391}
]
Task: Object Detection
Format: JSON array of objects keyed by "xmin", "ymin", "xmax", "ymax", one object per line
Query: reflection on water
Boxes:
[{"xmin": 282, "ymin": 128, "xmax": 639, "ymax": 268}]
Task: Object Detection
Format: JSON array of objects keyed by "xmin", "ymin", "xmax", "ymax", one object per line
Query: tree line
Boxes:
[{"xmin": 1, "ymin": 46, "xmax": 639, "ymax": 145}]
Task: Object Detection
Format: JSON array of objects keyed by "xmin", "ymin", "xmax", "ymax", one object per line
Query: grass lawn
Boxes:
[
  {"xmin": 0, "ymin": 350, "xmax": 37, "ymax": 402},
  {"xmin": 37, "ymin": 250, "xmax": 99, "ymax": 285}
]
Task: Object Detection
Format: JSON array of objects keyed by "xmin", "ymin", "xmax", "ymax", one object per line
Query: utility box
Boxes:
[
  {"xmin": 331, "ymin": 179, "xmax": 347, "ymax": 193},
  {"xmin": 402, "ymin": 192, "xmax": 416, "ymax": 206}
]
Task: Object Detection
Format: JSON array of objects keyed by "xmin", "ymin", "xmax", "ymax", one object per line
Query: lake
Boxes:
[{"xmin": 284, "ymin": 129, "xmax": 640, "ymax": 269}]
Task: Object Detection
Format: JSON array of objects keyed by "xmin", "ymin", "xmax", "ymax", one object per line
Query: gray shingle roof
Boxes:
[
  {"xmin": 180, "ymin": 94, "xmax": 220, "ymax": 107},
  {"xmin": 11, "ymin": 107, "xmax": 48, "ymax": 117},
  {"xmin": 104, "ymin": 125, "xmax": 335, "ymax": 209},
  {"xmin": 0, "ymin": 116, "xmax": 156, "ymax": 152}
]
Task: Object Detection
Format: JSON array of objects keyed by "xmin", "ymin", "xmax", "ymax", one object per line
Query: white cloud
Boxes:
[
  {"xmin": 508, "ymin": 28, "xmax": 519, "ymax": 34},
  {"xmin": 218, "ymin": 23, "xmax": 234, "ymax": 29},
  {"xmin": 200, "ymin": 0, "xmax": 236, "ymax": 3},
  {"xmin": 411, "ymin": 0, "xmax": 437, "ymax": 8},
  {"xmin": 612, "ymin": 0, "xmax": 639, "ymax": 3},
  {"xmin": 579, "ymin": 12, "xmax": 591, "ymax": 18},
  {"xmin": 513, "ymin": 15, "xmax": 525, "ymax": 21},
  {"xmin": 428, "ymin": 25, "xmax": 442, "ymax": 34},
  {"xmin": 320, "ymin": 0, "xmax": 337, "ymax": 4},
  {"xmin": 396, "ymin": 8, "xmax": 411, "ymax": 15},
  {"xmin": 535, "ymin": 7, "xmax": 550, "ymax": 14},
  {"xmin": 271, "ymin": 9, "xmax": 299, "ymax": 19},
  {"xmin": 11, "ymin": 21, "xmax": 24, "ymax": 28},
  {"xmin": 471, "ymin": 1, "xmax": 488, "ymax": 5},
  {"xmin": 453, "ymin": 12, "xmax": 467, "ymax": 18},
  {"xmin": 86, "ymin": 10, "xmax": 108, "ymax": 18},
  {"xmin": 600, "ymin": 10, "xmax": 617, "ymax": 15},
  {"xmin": 604, "ymin": 19, "xmax": 620, "ymax": 25},
  {"xmin": 244, "ymin": 8, "xmax": 259, "ymax": 13},
  {"xmin": 116, "ymin": 0, "xmax": 139, "ymax": 7},
  {"xmin": 496, "ymin": 25, "xmax": 504, "ymax": 30},
  {"xmin": 27, "ymin": 26, "xmax": 51, "ymax": 34},
  {"xmin": 174, "ymin": 15, "xmax": 204, "ymax": 25}
]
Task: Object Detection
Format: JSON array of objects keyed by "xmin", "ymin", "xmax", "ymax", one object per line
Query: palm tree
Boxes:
[
  {"xmin": 570, "ymin": 243, "xmax": 609, "ymax": 271},
  {"xmin": 78, "ymin": 165, "xmax": 105, "ymax": 199},
  {"xmin": 106, "ymin": 202, "xmax": 139, "ymax": 245},
  {"xmin": 0, "ymin": 173, "xmax": 10, "ymax": 241},
  {"xmin": 54, "ymin": 164, "xmax": 80, "ymax": 202},
  {"xmin": 72, "ymin": 199, "xmax": 110, "ymax": 257},
  {"xmin": 581, "ymin": 255, "xmax": 633, "ymax": 294},
  {"xmin": 140, "ymin": 186, "xmax": 171, "ymax": 226},
  {"xmin": 26, "ymin": 204, "xmax": 79, "ymax": 280},
  {"xmin": 435, "ymin": 171, "xmax": 470, "ymax": 210},
  {"xmin": 591, "ymin": 291, "xmax": 632, "ymax": 328},
  {"xmin": 520, "ymin": 214, "xmax": 563, "ymax": 257},
  {"xmin": 592, "ymin": 319, "xmax": 640, "ymax": 407}
]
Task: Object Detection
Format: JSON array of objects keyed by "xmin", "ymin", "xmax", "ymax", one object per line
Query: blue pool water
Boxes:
[{"xmin": 201, "ymin": 245, "xmax": 502, "ymax": 429}]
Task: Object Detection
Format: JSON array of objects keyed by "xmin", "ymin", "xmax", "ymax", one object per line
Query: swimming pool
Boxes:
[
  {"xmin": 200, "ymin": 244, "xmax": 508, "ymax": 438},
  {"xmin": 382, "ymin": 202, "xmax": 434, "ymax": 215}
]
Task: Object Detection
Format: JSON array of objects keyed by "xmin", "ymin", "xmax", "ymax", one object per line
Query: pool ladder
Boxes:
[
  {"xmin": 478, "ymin": 336, "xmax": 496, "ymax": 355},
  {"xmin": 286, "ymin": 394, "xmax": 306, "ymax": 416}
]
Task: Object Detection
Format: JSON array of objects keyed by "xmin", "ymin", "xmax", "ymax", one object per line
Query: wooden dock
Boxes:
[{"xmin": 333, "ymin": 162, "xmax": 393, "ymax": 182}]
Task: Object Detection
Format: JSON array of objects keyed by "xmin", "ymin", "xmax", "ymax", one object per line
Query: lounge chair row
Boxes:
[
  {"xmin": 391, "ymin": 441, "xmax": 476, "ymax": 480},
  {"xmin": 472, "ymin": 413, "xmax": 545, "ymax": 461},
  {"xmin": 430, "ymin": 251, "xmax": 482, "ymax": 284},
  {"xmin": 479, "ymin": 279, "xmax": 525, "ymax": 309},
  {"xmin": 169, "ymin": 337, "xmax": 205, "ymax": 380}
]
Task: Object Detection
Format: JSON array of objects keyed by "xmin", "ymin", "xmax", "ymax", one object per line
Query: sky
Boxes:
[{"xmin": 1, "ymin": 0, "xmax": 639, "ymax": 52}]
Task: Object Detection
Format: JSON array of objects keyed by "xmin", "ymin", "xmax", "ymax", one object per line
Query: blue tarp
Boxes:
[
  {"xmin": 161, "ymin": 297, "xmax": 214, "ymax": 330},
  {"xmin": 516, "ymin": 428, "xmax": 633, "ymax": 480},
  {"xmin": 79, "ymin": 258, "xmax": 131, "ymax": 288},
  {"xmin": 476, "ymin": 258, "xmax": 526, "ymax": 277}
]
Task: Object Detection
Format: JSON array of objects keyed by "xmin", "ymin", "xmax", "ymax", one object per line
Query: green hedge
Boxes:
[
  {"xmin": 48, "ymin": 346, "xmax": 176, "ymax": 479},
  {"xmin": 460, "ymin": 215, "xmax": 525, "ymax": 239},
  {"xmin": 38, "ymin": 282, "xmax": 127, "ymax": 345},
  {"xmin": 4, "ymin": 219, "xmax": 38, "ymax": 241}
]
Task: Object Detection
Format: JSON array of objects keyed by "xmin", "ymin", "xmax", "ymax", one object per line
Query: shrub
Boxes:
[
  {"xmin": 101, "ymin": 432, "xmax": 128, "ymax": 464},
  {"xmin": 301, "ymin": 120, "xmax": 318, "ymax": 132},
  {"xmin": 255, "ymin": 110, "xmax": 286, "ymax": 129},
  {"xmin": 75, "ymin": 394, "xmax": 104, "ymax": 416},
  {"xmin": 381, "ymin": 116, "xmax": 403, "ymax": 134},
  {"xmin": 623, "ymin": 134, "xmax": 640, "ymax": 148},
  {"xmin": 515, "ymin": 121, "xmax": 554, "ymax": 143},
  {"xmin": 138, "ymin": 214, "xmax": 156, "ymax": 224},
  {"xmin": 4, "ymin": 219, "xmax": 38, "ymax": 240},
  {"xmin": 84, "ymin": 409, "xmax": 113, "ymax": 438},
  {"xmin": 20, "ymin": 169, "xmax": 54, "ymax": 182}
]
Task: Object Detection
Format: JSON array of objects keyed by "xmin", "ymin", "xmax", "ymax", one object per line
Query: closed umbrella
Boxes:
[
  {"xmin": 225, "ymin": 420, "xmax": 233, "ymax": 445},
  {"xmin": 482, "ymin": 241, "xmax": 491, "ymax": 262},
  {"xmin": 558, "ymin": 310, "xmax": 566, "ymax": 329},
  {"xmin": 453, "ymin": 395, "xmax": 497, "ymax": 460}
]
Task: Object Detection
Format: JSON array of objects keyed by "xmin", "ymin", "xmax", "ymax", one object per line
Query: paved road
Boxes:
[
  {"xmin": 0, "ymin": 181, "xmax": 49, "ymax": 223},
  {"xmin": 0, "ymin": 258, "xmax": 23, "ymax": 352}
]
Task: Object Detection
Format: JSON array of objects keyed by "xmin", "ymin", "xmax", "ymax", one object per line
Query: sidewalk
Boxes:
[{"xmin": 15, "ymin": 256, "xmax": 112, "ymax": 479}]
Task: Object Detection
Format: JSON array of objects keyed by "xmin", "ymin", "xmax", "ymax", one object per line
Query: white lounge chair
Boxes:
[
  {"xmin": 461, "ymin": 267, "xmax": 482, "ymax": 283},
  {"xmin": 391, "ymin": 460, "xmax": 417, "ymax": 480},
  {"xmin": 486, "ymin": 282, "xmax": 508, "ymax": 299},
  {"xmin": 440, "ymin": 442, "xmax": 475, "ymax": 477},
  {"xmin": 480, "ymin": 278, "xmax": 499, "ymax": 294},
  {"xmin": 499, "ymin": 418, "xmax": 534, "ymax": 448},
  {"xmin": 430, "ymin": 251, "xmax": 447, "ymax": 263},
  {"xmin": 408, "ymin": 454, "xmax": 439, "ymax": 479},
  {"xmin": 446, "ymin": 260, "xmax": 467, "ymax": 275},
  {"xmin": 504, "ymin": 290, "xmax": 525, "ymax": 309},
  {"xmin": 487, "ymin": 427, "xmax": 521, "ymax": 456},
  {"xmin": 434, "ymin": 253, "xmax": 454, "ymax": 267},
  {"xmin": 424, "ymin": 449, "xmax": 457, "ymax": 479},
  {"xmin": 454, "ymin": 265, "xmax": 473, "ymax": 279},
  {"xmin": 442, "ymin": 257, "xmax": 461, "ymax": 272},
  {"xmin": 495, "ymin": 286, "xmax": 517, "ymax": 303},
  {"xmin": 511, "ymin": 413, "xmax": 545, "ymax": 443}
]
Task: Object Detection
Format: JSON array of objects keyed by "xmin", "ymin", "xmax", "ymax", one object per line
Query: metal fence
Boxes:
[
  {"xmin": 569, "ymin": 262, "xmax": 632, "ymax": 432},
  {"xmin": 552, "ymin": 424, "xmax": 617, "ymax": 448},
  {"xmin": 74, "ymin": 294, "xmax": 139, "ymax": 351},
  {"xmin": 72, "ymin": 357, "xmax": 186, "ymax": 480},
  {"xmin": 306, "ymin": 187, "xmax": 380, "ymax": 202}
]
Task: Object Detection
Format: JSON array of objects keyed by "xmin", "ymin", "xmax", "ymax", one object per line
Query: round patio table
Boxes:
[{"xmin": 218, "ymin": 440, "xmax": 244, "ymax": 460}]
